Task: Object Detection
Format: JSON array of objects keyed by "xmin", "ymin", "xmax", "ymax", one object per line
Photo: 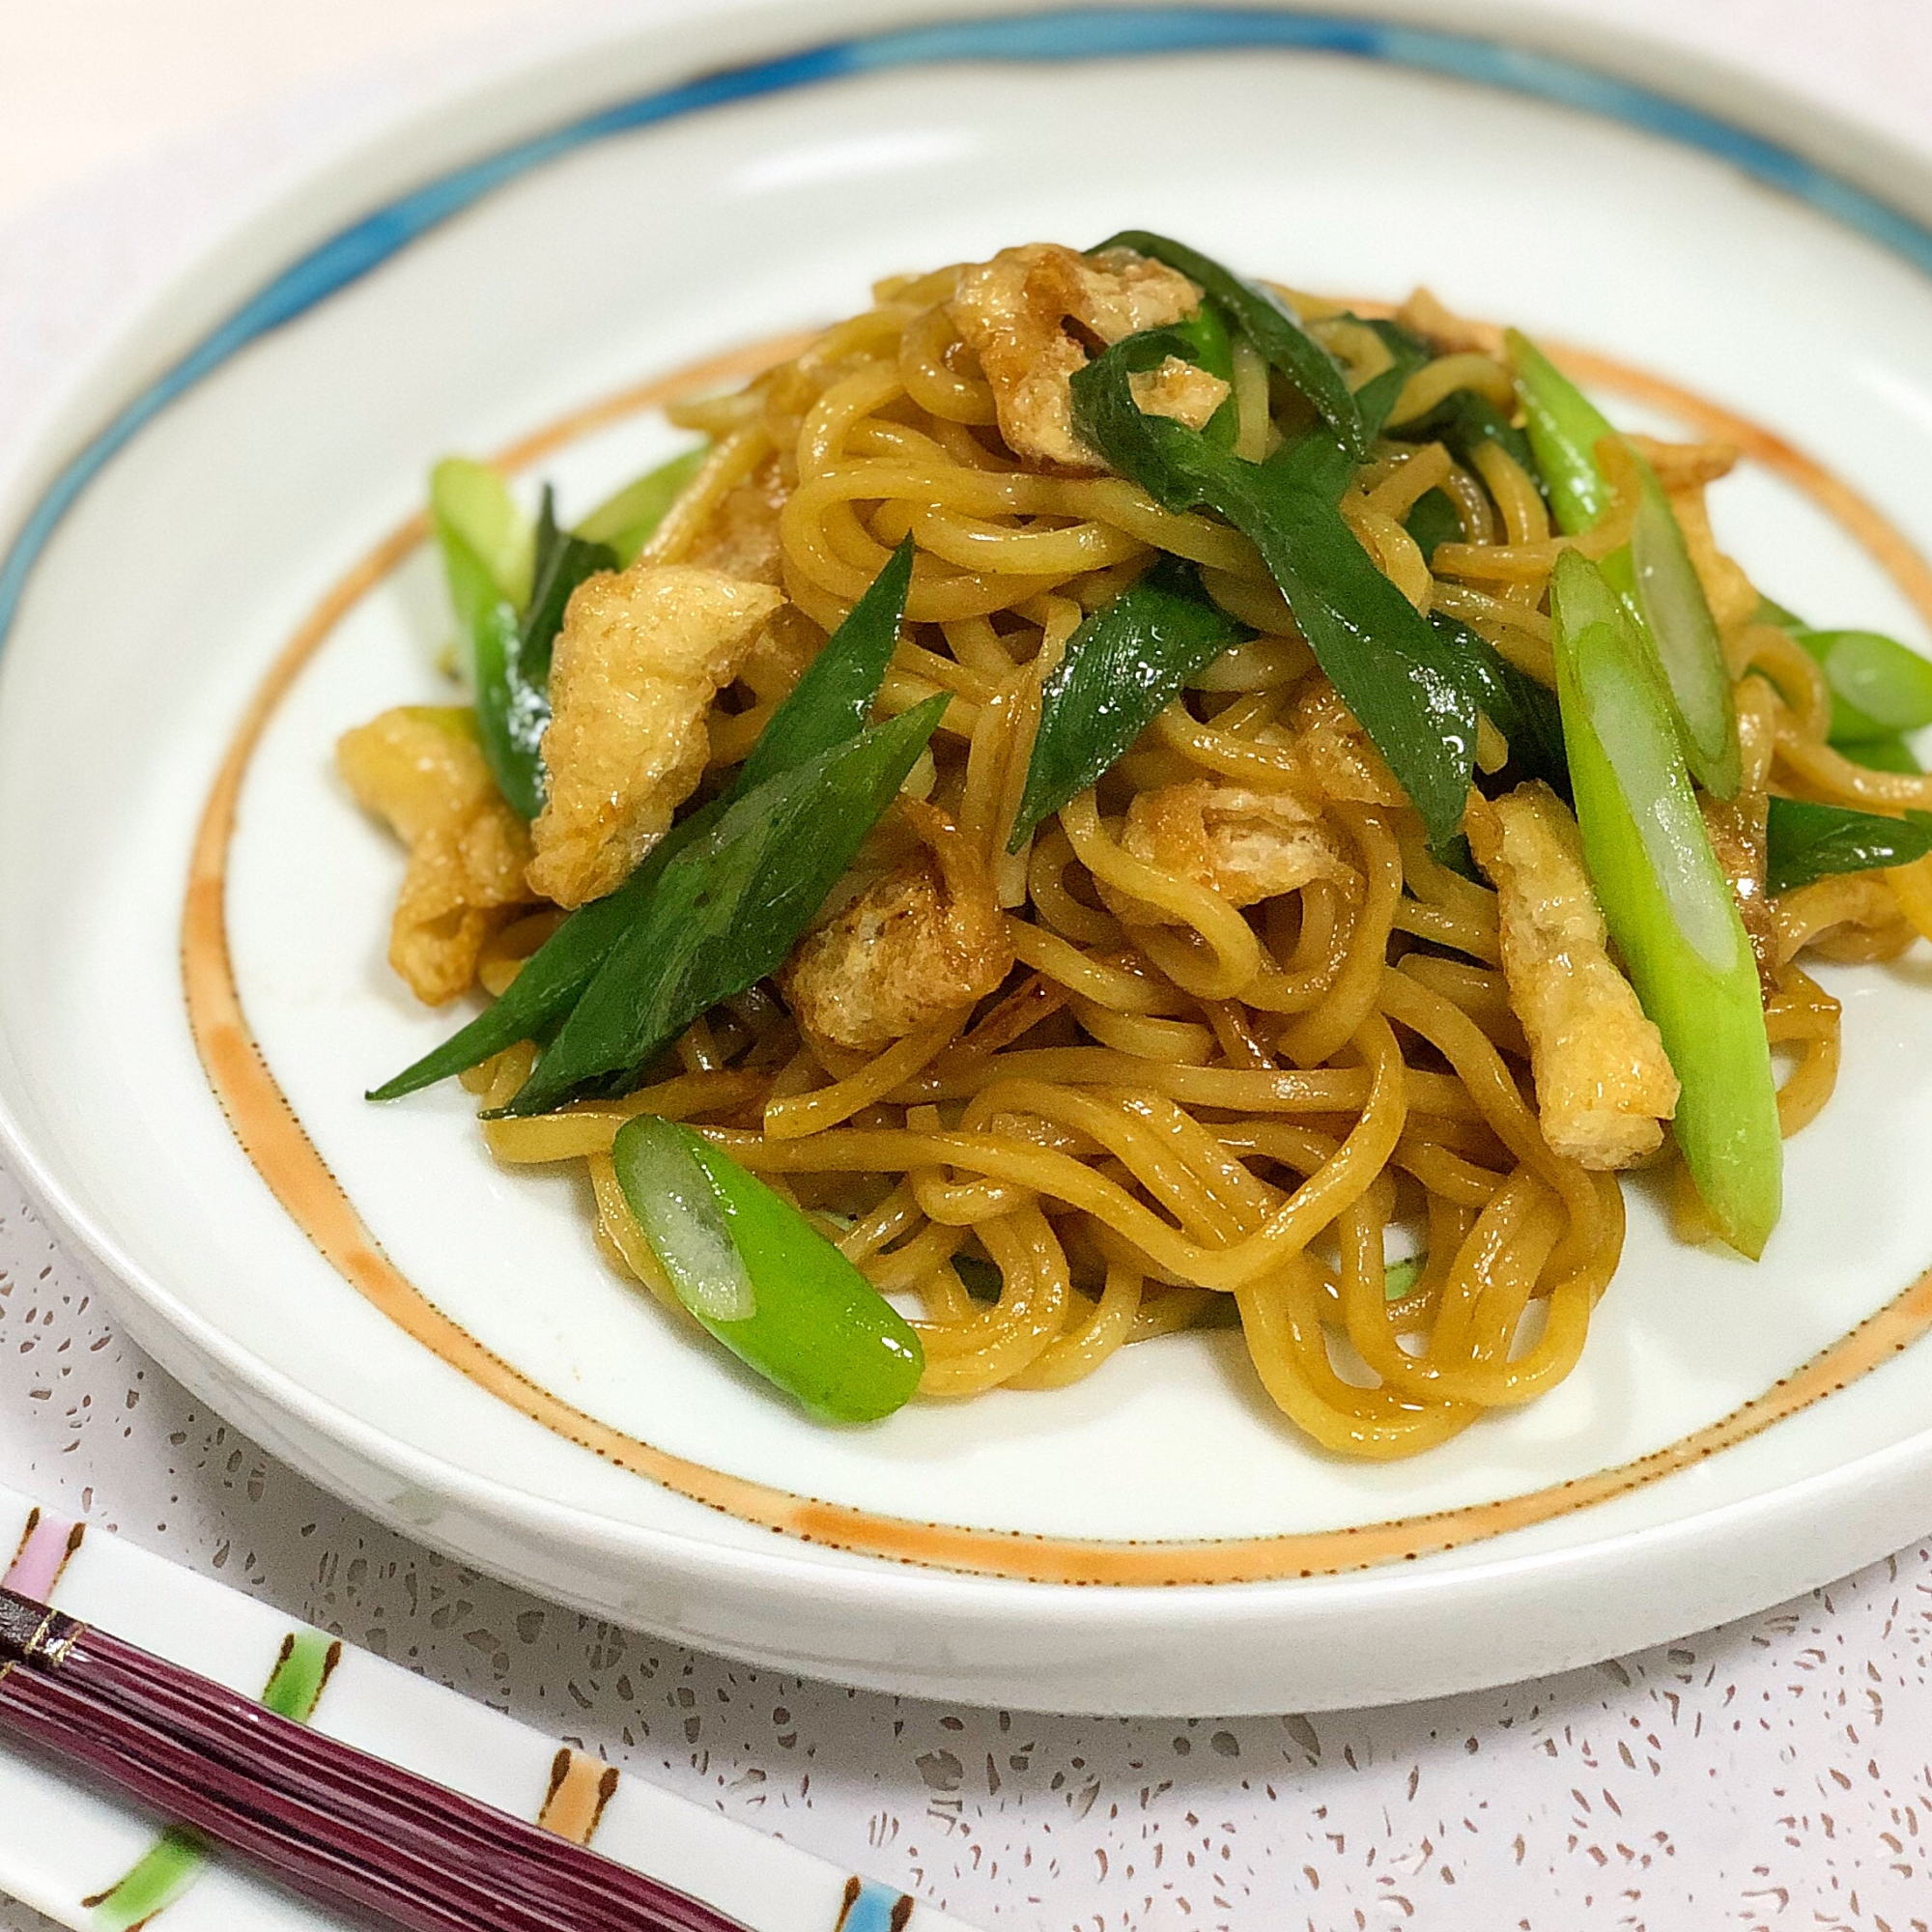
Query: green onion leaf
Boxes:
[
  {"xmin": 1765, "ymin": 797, "xmax": 1932, "ymax": 896},
  {"xmin": 576, "ymin": 444, "xmax": 710, "ymax": 565},
  {"xmin": 1550, "ymin": 549, "xmax": 1780, "ymax": 1258},
  {"xmin": 1404, "ymin": 488, "xmax": 1463, "ymax": 564},
  {"xmin": 1350, "ymin": 317, "xmax": 1432, "ymax": 438},
  {"xmin": 1070, "ymin": 327, "xmax": 1480, "ymax": 848},
  {"xmin": 1428, "ymin": 611, "xmax": 1569, "ymax": 797},
  {"xmin": 1095, "ymin": 230, "xmax": 1367, "ymax": 458},
  {"xmin": 369, "ymin": 541, "xmax": 917, "ymax": 1102},
  {"xmin": 612, "ymin": 1117, "xmax": 923, "ymax": 1422},
  {"xmin": 1391, "ymin": 389, "xmax": 1544, "ymax": 497},
  {"xmin": 730, "ymin": 537, "xmax": 915, "ymax": 799},
  {"xmin": 473, "ymin": 489, "xmax": 619, "ymax": 821},
  {"xmin": 504, "ymin": 696, "xmax": 948, "ymax": 1115},
  {"xmin": 520, "ymin": 490, "xmax": 618, "ymax": 692},
  {"xmin": 1009, "ymin": 555, "xmax": 1245, "ymax": 850}
]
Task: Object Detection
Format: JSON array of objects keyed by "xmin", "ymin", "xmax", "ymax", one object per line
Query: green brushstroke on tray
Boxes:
[
  {"xmin": 84, "ymin": 1832, "xmax": 206, "ymax": 1932},
  {"xmin": 84, "ymin": 1630, "xmax": 339, "ymax": 1930},
  {"xmin": 259, "ymin": 1628, "xmax": 339, "ymax": 1724}
]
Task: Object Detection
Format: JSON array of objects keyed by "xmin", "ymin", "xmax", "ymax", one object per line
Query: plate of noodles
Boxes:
[{"xmin": 5, "ymin": 0, "xmax": 1932, "ymax": 1715}]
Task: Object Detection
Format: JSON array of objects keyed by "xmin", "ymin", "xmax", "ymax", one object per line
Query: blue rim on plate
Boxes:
[{"xmin": 2, "ymin": 3, "xmax": 1931, "ymax": 652}]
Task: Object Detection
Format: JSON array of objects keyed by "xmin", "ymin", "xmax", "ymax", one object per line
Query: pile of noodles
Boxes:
[{"xmin": 455, "ymin": 263, "xmax": 1931, "ymax": 1461}]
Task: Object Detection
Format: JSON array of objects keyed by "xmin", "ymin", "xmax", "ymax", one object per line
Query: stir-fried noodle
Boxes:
[{"xmin": 350, "ymin": 248, "xmax": 1932, "ymax": 1459}]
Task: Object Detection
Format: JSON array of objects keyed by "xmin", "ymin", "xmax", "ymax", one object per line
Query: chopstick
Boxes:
[{"xmin": 0, "ymin": 1585, "xmax": 750, "ymax": 1932}]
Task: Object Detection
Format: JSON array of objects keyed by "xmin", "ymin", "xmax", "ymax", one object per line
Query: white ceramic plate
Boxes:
[{"xmin": 5, "ymin": 0, "xmax": 1932, "ymax": 1716}]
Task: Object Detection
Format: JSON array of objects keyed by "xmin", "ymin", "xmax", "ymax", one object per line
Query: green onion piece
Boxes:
[
  {"xmin": 1752, "ymin": 593, "xmax": 1806, "ymax": 630},
  {"xmin": 1070, "ymin": 327, "xmax": 1480, "ymax": 849},
  {"xmin": 1404, "ymin": 488, "xmax": 1463, "ymax": 564},
  {"xmin": 430, "ymin": 461, "xmax": 544, "ymax": 818},
  {"xmin": 468, "ymin": 602, "xmax": 546, "ymax": 820},
  {"xmin": 368, "ymin": 805, "xmax": 713, "ymax": 1103},
  {"xmin": 1764, "ymin": 797, "xmax": 1932, "ymax": 896},
  {"xmin": 1793, "ymin": 628, "xmax": 1932, "ymax": 741},
  {"xmin": 1350, "ymin": 317, "xmax": 1433, "ymax": 439},
  {"xmin": 1550, "ymin": 550, "xmax": 1780, "ymax": 1259},
  {"xmin": 576, "ymin": 444, "xmax": 710, "ymax": 565},
  {"xmin": 1749, "ymin": 600, "xmax": 1932, "ymax": 766},
  {"xmin": 1837, "ymin": 732, "xmax": 1923, "ymax": 775},
  {"xmin": 1511, "ymin": 329, "xmax": 1741, "ymax": 799},
  {"xmin": 430, "ymin": 457, "xmax": 533, "ymax": 611},
  {"xmin": 1600, "ymin": 479, "xmax": 1742, "ymax": 798},
  {"xmin": 1382, "ymin": 1254, "xmax": 1426, "ymax": 1301},
  {"xmin": 1095, "ymin": 230, "xmax": 1367, "ymax": 458},
  {"xmin": 1391, "ymin": 389, "xmax": 1543, "ymax": 497},
  {"xmin": 521, "ymin": 491, "xmax": 618, "ymax": 690},
  {"xmin": 472, "ymin": 489, "xmax": 620, "ymax": 821},
  {"xmin": 369, "ymin": 541, "xmax": 916, "ymax": 1102},
  {"xmin": 1427, "ymin": 611, "xmax": 1569, "ymax": 797},
  {"xmin": 1505, "ymin": 329, "xmax": 1618, "ymax": 535},
  {"xmin": 951, "ymin": 1254, "xmax": 1003, "ymax": 1302},
  {"xmin": 505, "ymin": 696, "xmax": 948, "ymax": 1115},
  {"xmin": 611, "ymin": 1117, "xmax": 923, "ymax": 1423},
  {"xmin": 730, "ymin": 538, "xmax": 914, "ymax": 799},
  {"xmin": 1009, "ymin": 555, "xmax": 1245, "ymax": 850}
]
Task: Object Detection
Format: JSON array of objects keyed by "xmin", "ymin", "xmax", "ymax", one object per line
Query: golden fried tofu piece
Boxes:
[
  {"xmin": 1097, "ymin": 781, "xmax": 1355, "ymax": 925},
  {"xmin": 1264, "ymin": 676, "xmax": 1407, "ymax": 806},
  {"xmin": 1393, "ymin": 287, "xmax": 1506, "ymax": 359},
  {"xmin": 782, "ymin": 801, "xmax": 1013, "ymax": 1055},
  {"xmin": 527, "ymin": 563, "xmax": 782, "ymax": 908},
  {"xmin": 685, "ymin": 453, "xmax": 789, "ymax": 584},
  {"xmin": 1625, "ymin": 434, "xmax": 1739, "ymax": 492},
  {"xmin": 336, "ymin": 706, "xmax": 535, "ymax": 1005},
  {"xmin": 1467, "ymin": 782, "xmax": 1679, "ymax": 1170},
  {"xmin": 1128, "ymin": 355, "xmax": 1232, "ymax": 432},
  {"xmin": 948, "ymin": 243, "xmax": 1201, "ymax": 472}
]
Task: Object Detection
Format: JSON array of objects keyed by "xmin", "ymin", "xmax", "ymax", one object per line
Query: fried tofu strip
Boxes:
[
  {"xmin": 1393, "ymin": 286, "xmax": 1506, "ymax": 359},
  {"xmin": 783, "ymin": 800, "xmax": 1013, "ymax": 1055},
  {"xmin": 1466, "ymin": 781, "xmax": 1679, "ymax": 1170},
  {"xmin": 528, "ymin": 563, "xmax": 782, "ymax": 908},
  {"xmin": 1097, "ymin": 781, "xmax": 1356, "ymax": 924},
  {"xmin": 948, "ymin": 243, "xmax": 1201, "ymax": 472},
  {"xmin": 337, "ymin": 706, "xmax": 536, "ymax": 1005},
  {"xmin": 685, "ymin": 451, "xmax": 788, "ymax": 584},
  {"xmin": 1263, "ymin": 675, "xmax": 1407, "ymax": 807},
  {"xmin": 1128, "ymin": 355, "xmax": 1232, "ymax": 432}
]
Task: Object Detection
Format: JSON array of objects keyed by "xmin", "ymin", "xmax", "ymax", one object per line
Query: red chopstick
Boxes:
[{"xmin": 0, "ymin": 1585, "xmax": 750, "ymax": 1932}]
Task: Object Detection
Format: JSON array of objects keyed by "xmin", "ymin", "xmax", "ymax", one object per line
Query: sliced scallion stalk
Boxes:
[
  {"xmin": 612, "ymin": 1117, "xmax": 923, "ymax": 1423},
  {"xmin": 1511, "ymin": 328, "xmax": 1741, "ymax": 799},
  {"xmin": 1793, "ymin": 627, "xmax": 1932, "ymax": 742},
  {"xmin": 1550, "ymin": 550, "xmax": 1780, "ymax": 1259},
  {"xmin": 430, "ymin": 457, "xmax": 533, "ymax": 611}
]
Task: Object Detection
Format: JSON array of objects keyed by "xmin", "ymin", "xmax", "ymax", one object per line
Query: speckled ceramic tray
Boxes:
[
  {"xmin": 5, "ymin": 0, "xmax": 1932, "ymax": 1716},
  {"xmin": 0, "ymin": 1482, "xmax": 971, "ymax": 1932}
]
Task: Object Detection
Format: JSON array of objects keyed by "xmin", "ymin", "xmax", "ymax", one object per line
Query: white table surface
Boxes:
[{"xmin": 5, "ymin": 3, "xmax": 1932, "ymax": 1925}]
